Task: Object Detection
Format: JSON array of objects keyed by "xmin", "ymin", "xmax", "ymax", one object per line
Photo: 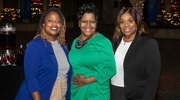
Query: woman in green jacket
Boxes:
[{"xmin": 68, "ymin": 3, "xmax": 116, "ymax": 100}]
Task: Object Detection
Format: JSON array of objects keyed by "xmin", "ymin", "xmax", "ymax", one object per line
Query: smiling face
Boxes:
[
  {"xmin": 43, "ymin": 11, "xmax": 61, "ymax": 41},
  {"xmin": 79, "ymin": 13, "xmax": 97, "ymax": 40},
  {"xmin": 120, "ymin": 12, "xmax": 137, "ymax": 39}
]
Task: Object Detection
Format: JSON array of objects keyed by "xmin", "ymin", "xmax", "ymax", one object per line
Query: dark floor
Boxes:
[
  {"xmin": 156, "ymin": 38, "xmax": 180, "ymax": 100},
  {"xmin": 11, "ymin": 23, "xmax": 180, "ymax": 100}
]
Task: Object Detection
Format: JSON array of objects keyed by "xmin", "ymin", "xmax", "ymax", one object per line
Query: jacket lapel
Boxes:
[
  {"xmin": 45, "ymin": 39, "xmax": 58, "ymax": 69},
  {"xmin": 124, "ymin": 34, "xmax": 142, "ymax": 67}
]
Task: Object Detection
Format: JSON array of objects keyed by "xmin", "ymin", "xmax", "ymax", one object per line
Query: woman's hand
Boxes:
[
  {"xmin": 31, "ymin": 91, "xmax": 41, "ymax": 100},
  {"xmin": 72, "ymin": 73, "xmax": 87, "ymax": 88},
  {"xmin": 72, "ymin": 73, "xmax": 97, "ymax": 88}
]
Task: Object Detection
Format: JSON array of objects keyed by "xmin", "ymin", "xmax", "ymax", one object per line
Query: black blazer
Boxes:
[{"xmin": 113, "ymin": 34, "xmax": 161, "ymax": 100}]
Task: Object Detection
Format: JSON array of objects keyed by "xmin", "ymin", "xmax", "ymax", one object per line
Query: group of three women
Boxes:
[{"xmin": 15, "ymin": 3, "xmax": 161, "ymax": 100}]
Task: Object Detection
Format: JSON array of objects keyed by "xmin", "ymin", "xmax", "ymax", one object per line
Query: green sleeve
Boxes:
[{"xmin": 94, "ymin": 37, "xmax": 116, "ymax": 85}]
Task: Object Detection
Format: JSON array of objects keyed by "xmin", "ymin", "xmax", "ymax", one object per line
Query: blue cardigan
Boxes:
[{"xmin": 15, "ymin": 36, "xmax": 72, "ymax": 100}]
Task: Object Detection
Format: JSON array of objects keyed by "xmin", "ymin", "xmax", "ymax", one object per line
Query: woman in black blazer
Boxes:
[{"xmin": 110, "ymin": 7, "xmax": 161, "ymax": 100}]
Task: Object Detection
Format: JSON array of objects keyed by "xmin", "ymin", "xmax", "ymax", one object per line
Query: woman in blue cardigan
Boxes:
[{"xmin": 15, "ymin": 8, "xmax": 72, "ymax": 100}]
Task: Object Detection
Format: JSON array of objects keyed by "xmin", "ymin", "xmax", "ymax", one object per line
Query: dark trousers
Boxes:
[
  {"xmin": 110, "ymin": 84, "xmax": 141, "ymax": 100},
  {"xmin": 110, "ymin": 84, "xmax": 126, "ymax": 100}
]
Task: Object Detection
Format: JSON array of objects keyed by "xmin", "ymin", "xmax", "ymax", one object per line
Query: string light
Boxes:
[
  {"xmin": 1, "ymin": 0, "xmax": 61, "ymax": 21},
  {"xmin": 49, "ymin": 0, "xmax": 61, "ymax": 8},
  {"xmin": 159, "ymin": 0, "xmax": 180, "ymax": 26},
  {"xmin": 0, "ymin": 8, "xmax": 19, "ymax": 21},
  {"xmin": 129, "ymin": 0, "xmax": 145, "ymax": 18}
]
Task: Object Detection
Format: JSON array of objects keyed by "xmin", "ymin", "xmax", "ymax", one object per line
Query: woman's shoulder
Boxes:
[
  {"xmin": 30, "ymin": 36, "xmax": 43, "ymax": 43},
  {"xmin": 95, "ymin": 32, "xmax": 111, "ymax": 42},
  {"xmin": 28, "ymin": 36, "xmax": 46, "ymax": 48},
  {"xmin": 71, "ymin": 38, "xmax": 78, "ymax": 45},
  {"xmin": 140, "ymin": 35, "xmax": 158, "ymax": 46},
  {"xmin": 141, "ymin": 35, "xmax": 157, "ymax": 42},
  {"xmin": 94, "ymin": 32, "xmax": 113, "ymax": 48}
]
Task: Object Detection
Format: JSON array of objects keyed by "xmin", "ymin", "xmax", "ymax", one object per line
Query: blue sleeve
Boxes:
[{"xmin": 24, "ymin": 41, "xmax": 44, "ymax": 93}]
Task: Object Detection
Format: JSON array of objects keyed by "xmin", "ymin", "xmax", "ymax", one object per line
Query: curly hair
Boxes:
[
  {"xmin": 34, "ymin": 8, "xmax": 66, "ymax": 46},
  {"xmin": 112, "ymin": 7, "xmax": 148, "ymax": 43},
  {"xmin": 77, "ymin": 3, "xmax": 98, "ymax": 22}
]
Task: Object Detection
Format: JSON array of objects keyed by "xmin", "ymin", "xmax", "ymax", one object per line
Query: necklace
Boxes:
[
  {"xmin": 122, "ymin": 37, "xmax": 133, "ymax": 45},
  {"xmin": 75, "ymin": 32, "xmax": 97, "ymax": 49},
  {"xmin": 122, "ymin": 41, "xmax": 133, "ymax": 45}
]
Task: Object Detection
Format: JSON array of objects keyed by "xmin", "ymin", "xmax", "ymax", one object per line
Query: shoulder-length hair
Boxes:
[
  {"xmin": 112, "ymin": 7, "xmax": 147, "ymax": 43},
  {"xmin": 34, "ymin": 8, "xmax": 66, "ymax": 46}
]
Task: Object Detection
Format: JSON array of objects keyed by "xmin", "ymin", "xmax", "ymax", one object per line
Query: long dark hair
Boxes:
[{"xmin": 112, "ymin": 7, "xmax": 147, "ymax": 43}]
